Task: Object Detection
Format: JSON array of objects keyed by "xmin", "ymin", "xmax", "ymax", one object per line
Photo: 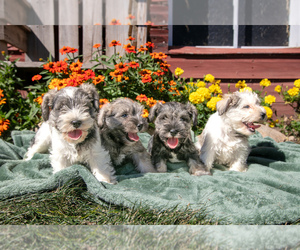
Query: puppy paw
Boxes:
[
  {"xmin": 190, "ymin": 169, "xmax": 212, "ymax": 176},
  {"xmin": 155, "ymin": 162, "xmax": 167, "ymax": 173},
  {"xmin": 229, "ymin": 163, "xmax": 248, "ymax": 172}
]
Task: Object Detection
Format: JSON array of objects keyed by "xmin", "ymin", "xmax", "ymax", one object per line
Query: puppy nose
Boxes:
[
  {"xmin": 137, "ymin": 123, "xmax": 143, "ymax": 131},
  {"xmin": 170, "ymin": 129, "xmax": 177, "ymax": 136},
  {"xmin": 71, "ymin": 120, "xmax": 82, "ymax": 128},
  {"xmin": 261, "ymin": 112, "xmax": 266, "ymax": 120}
]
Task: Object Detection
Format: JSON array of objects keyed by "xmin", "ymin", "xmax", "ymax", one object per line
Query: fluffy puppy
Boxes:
[
  {"xmin": 24, "ymin": 84, "xmax": 116, "ymax": 184},
  {"xmin": 98, "ymin": 98, "xmax": 156, "ymax": 173},
  {"xmin": 195, "ymin": 90, "xmax": 266, "ymax": 172},
  {"xmin": 148, "ymin": 102, "xmax": 210, "ymax": 176}
]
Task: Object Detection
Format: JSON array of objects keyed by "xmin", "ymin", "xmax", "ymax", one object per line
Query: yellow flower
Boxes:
[
  {"xmin": 209, "ymin": 84, "xmax": 222, "ymax": 95},
  {"xmin": 196, "ymin": 81, "xmax": 206, "ymax": 88},
  {"xmin": 294, "ymin": 79, "xmax": 300, "ymax": 88},
  {"xmin": 142, "ymin": 109, "xmax": 149, "ymax": 118},
  {"xmin": 235, "ymin": 80, "xmax": 247, "ymax": 89},
  {"xmin": 264, "ymin": 95, "xmax": 276, "ymax": 105},
  {"xmin": 239, "ymin": 87, "xmax": 253, "ymax": 92},
  {"xmin": 197, "ymin": 87, "xmax": 211, "ymax": 99},
  {"xmin": 204, "ymin": 74, "xmax": 215, "ymax": 83},
  {"xmin": 287, "ymin": 87, "xmax": 300, "ymax": 97},
  {"xmin": 274, "ymin": 85, "xmax": 281, "ymax": 93},
  {"xmin": 174, "ymin": 67, "xmax": 184, "ymax": 77},
  {"xmin": 263, "ymin": 106, "xmax": 273, "ymax": 119},
  {"xmin": 206, "ymin": 96, "xmax": 222, "ymax": 111},
  {"xmin": 189, "ymin": 92, "xmax": 203, "ymax": 104},
  {"xmin": 260, "ymin": 78, "xmax": 271, "ymax": 87}
]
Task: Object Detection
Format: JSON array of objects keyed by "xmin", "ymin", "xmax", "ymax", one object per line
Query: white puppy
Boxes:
[
  {"xmin": 24, "ymin": 84, "xmax": 116, "ymax": 184},
  {"xmin": 195, "ymin": 91, "xmax": 266, "ymax": 173}
]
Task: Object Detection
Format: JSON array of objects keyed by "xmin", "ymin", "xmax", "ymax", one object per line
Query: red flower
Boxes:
[
  {"xmin": 127, "ymin": 61, "xmax": 140, "ymax": 69},
  {"xmin": 136, "ymin": 94, "xmax": 148, "ymax": 102},
  {"xmin": 60, "ymin": 46, "xmax": 78, "ymax": 55},
  {"xmin": 32, "ymin": 74, "xmax": 42, "ymax": 81},
  {"xmin": 141, "ymin": 74, "xmax": 152, "ymax": 83},
  {"xmin": 43, "ymin": 62, "xmax": 56, "ymax": 73},
  {"xmin": 53, "ymin": 60, "xmax": 68, "ymax": 73},
  {"xmin": 115, "ymin": 62, "xmax": 129, "ymax": 73},
  {"xmin": 145, "ymin": 42, "xmax": 155, "ymax": 48},
  {"xmin": 83, "ymin": 69, "xmax": 96, "ymax": 81},
  {"xmin": 109, "ymin": 40, "xmax": 121, "ymax": 47},
  {"xmin": 126, "ymin": 36, "xmax": 135, "ymax": 41},
  {"xmin": 126, "ymin": 14, "xmax": 135, "ymax": 20},
  {"xmin": 110, "ymin": 19, "xmax": 121, "ymax": 25}
]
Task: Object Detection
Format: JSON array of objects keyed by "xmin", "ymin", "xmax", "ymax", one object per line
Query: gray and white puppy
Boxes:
[
  {"xmin": 24, "ymin": 83, "xmax": 116, "ymax": 184},
  {"xmin": 195, "ymin": 90, "xmax": 266, "ymax": 172},
  {"xmin": 98, "ymin": 98, "xmax": 156, "ymax": 173},
  {"xmin": 148, "ymin": 102, "xmax": 210, "ymax": 176}
]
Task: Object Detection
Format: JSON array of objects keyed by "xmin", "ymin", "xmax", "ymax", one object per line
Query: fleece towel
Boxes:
[{"xmin": 0, "ymin": 130, "xmax": 299, "ymax": 225}]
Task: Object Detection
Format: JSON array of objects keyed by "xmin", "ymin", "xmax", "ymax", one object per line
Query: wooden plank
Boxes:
[
  {"xmin": 58, "ymin": 0, "xmax": 79, "ymax": 60},
  {"xmin": 0, "ymin": 0, "xmax": 30, "ymax": 25},
  {"xmin": 26, "ymin": 0, "xmax": 55, "ymax": 62},
  {"xmin": 0, "ymin": 25, "xmax": 29, "ymax": 52},
  {"xmin": 82, "ymin": 0, "xmax": 103, "ymax": 64},
  {"xmin": 131, "ymin": 0, "xmax": 148, "ymax": 48},
  {"xmin": 167, "ymin": 57, "xmax": 300, "ymax": 79},
  {"xmin": 105, "ymin": 0, "xmax": 130, "ymax": 57}
]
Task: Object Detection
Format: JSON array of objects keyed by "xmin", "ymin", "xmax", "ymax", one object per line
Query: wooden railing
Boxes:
[{"xmin": 0, "ymin": 0, "xmax": 149, "ymax": 67}]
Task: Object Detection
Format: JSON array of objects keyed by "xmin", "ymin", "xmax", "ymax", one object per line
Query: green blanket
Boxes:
[{"xmin": 1, "ymin": 130, "xmax": 300, "ymax": 225}]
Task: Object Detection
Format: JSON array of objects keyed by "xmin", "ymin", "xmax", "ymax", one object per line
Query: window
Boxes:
[{"xmin": 169, "ymin": 0, "xmax": 300, "ymax": 48}]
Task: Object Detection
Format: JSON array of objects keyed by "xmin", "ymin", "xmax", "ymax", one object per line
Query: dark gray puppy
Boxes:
[
  {"xmin": 24, "ymin": 83, "xmax": 116, "ymax": 184},
  {"xmin": 98, "ymin": 98, "xmax": 156, "ymax": 173},
  {"xmin": 148, "ymin": 102, "xmax": 211, "ymax": 176}
]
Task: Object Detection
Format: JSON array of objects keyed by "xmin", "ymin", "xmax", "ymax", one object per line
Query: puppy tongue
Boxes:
[
  {"xmin": 167, "ymin": 137, "xmax": 179, "ymax": 149},
  {"xmin": 248, "ymin": 122, "xmax": 261, "ymax": 130},
  {"xmin": 68, "ymin": 129, "xmax": 82, "ymax": 140},
  {"xmin": 128, "ymin": 132, "xmax": 139, "ymax": 141}
]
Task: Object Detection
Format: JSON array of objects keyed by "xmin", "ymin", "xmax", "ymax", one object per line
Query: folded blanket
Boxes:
[{"xmin": 0, "ymin": 130, "xmax": 299, "ymax": 225}]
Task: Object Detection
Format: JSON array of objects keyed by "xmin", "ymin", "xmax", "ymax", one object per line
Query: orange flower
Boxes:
[
  {"xmin": 99, "ymin": 99, "xmax": 110, "ymax": 108},
  {"xmin": 93, "ymin": 43, "xmax": 101, "ymax": 48},
  {"xmin": 0, "ymin": 118, "xmax": 10, "ymax": 136},
  {"xmin": 32, "ymin": 74, "xmax": 42, "ymax": 81},
  {"xmin": 139, "ymin": 69, "xmax": 152, "ymax": 76},
  {"xmin": 70, "ymin": 60, "xmax": 83, "ymax": 73},
  {"xmin": 141, "ymin": 74, "xmax": 152, "ymax": 83},
  {"xmin": 109, "ymin": 40, "xmax": 121, "ymax": 47},
  {"xmin": 168, "ymin": 80, "xmax": 177, "ymax": 86},
  {"xmin": 115, "ymin": 62, "xmax": 129, "ymax": 73},
  {"xmin": 60, "ymin": 46, "xmax": 78, "ymax": 55},
  {"xmin": 153, "ymin": 70, "xmax": 164, "ymax": 76},
  {"xmin": 150, "ymin": 52, "xmax": 167, "ymax": 60},
  {"xmin": 93, "ymin": 75, "xmax": 105, "ymax": 85},
  {"xmin": 145, "ymin": 21, "xmax": 154, "ymax": 26},
  {"xmin": 48, "ymin": 78, "xmax": 67, "ymax": 90},
  {"xmin": 138, "ymin": 45, "xmax": 148, "ymax": 52},
  {"xmin": 0, "ymin": 89, "xmax": 4, "ymax": 99},
  {"xmin": 136, "ymin": 94, "xmax": 148, "ymax": 102},
  {"xmin": 110, "ymin": 70, "xmax": 125, "ymax": 82},
  {"xmin": 145, "ymin": 42, "xmax": 154, "ymax": 48},
  {"xmin": 126, "ymin": 14, "xmax": 135, "ymax": 20},
  {"xmin": 34, "ymin": 94, "xmax": 44, "ymax": 105},
  {"xmin": 146, "ymin": 97, "xmax": 157, "ymax": 108},
  {"xmin": 123, "ymin": 43, "xmax": 136, "ymax": 53},
  {"xmin": 43, "ymin": 62, "xmax": 56, "ymax": 73},
  {"xmin": 142, "ymin": 109, "xmax": 149, "ymax": 118},
  {"xmin": 109, "ymin": 19, "xmax": 121, "ymax": 25},
  {"xmin": 53, "ymin": 60, "xmax": 68, "ymax": 73},
  {"xmin": 0, "ymin": 98, "xmax": 6, "ymax": 105},
  {"xmin": 126, "ymin": 36, "xmax": 135, "ymax": 41},
  {"xmin": 127, "ymin": 61, "xmax": 140, "ymax": 69}
]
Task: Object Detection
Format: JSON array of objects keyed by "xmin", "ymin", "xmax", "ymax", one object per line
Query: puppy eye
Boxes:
[
  {"xmin": 243, "ymin": 105, "xmax": 250, "ymax": 109},
  {"xmin": 180, "ymin": 117, "xmax": 188, "ymax": 122},
  {"xmin": 121, "ymin": 113, "xmax": 128, "ymax": 118}
]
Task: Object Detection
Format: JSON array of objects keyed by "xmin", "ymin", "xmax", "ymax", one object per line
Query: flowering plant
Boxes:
[{"xmin": 0, "ymin": 52, "xmax": 41, "ymax": 139}]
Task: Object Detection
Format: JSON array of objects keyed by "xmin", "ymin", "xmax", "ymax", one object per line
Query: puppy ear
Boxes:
[
  {"xmin": 79, "ymin": 83, "xmax": 100, "ymax": 111},
  {"xmin": 217, "ymin": 93, "xmax": 240, "ymax": 115},
  {"xmin": 41, "ymin": 89, "xmax": 57, "ymax": 121},
  {"xmin": 98, "ymin": 102, "xmax": 111, "ymax": 129},
  {"xmin": 186, "ymin": 102, "xmax": 198, "ymax": 127},
  {"xmin": 148, "ymin": 102, "xmax": 163, "ymax": 122}
]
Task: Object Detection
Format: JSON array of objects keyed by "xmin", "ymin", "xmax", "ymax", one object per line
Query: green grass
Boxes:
[{"xmin": 0, "ymin": 179, "xmax": 215, "ymax": 225}]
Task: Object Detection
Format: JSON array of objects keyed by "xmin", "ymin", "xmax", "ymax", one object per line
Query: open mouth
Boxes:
[
  {"xmin": 166, "ymin": 137, "xmax": 179, "ymax": 149},
  {"xmin": 243, "ymin": 122, "xmax": 261, "ymax": 133},
  {"xmin": 68, "ymin": 129, "xmax": 83, "ymax": 140},
  {"xmin": 127, "ymin": 132, "xmax": 140, "ymax": 142}
]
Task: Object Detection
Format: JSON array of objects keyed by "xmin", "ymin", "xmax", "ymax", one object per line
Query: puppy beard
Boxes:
[{"xmin": 53, "ymin": 110, "xmax": 95, "ymax": 144}]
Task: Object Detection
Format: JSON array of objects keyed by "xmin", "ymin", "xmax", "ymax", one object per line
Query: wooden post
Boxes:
[
  {"xmin": 58, "ymin": 0, "xmax": 79, "ymax": 60},
  {"xmin": 82, "ymin": 0, "xmax": 103, "ymax": 67}
]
